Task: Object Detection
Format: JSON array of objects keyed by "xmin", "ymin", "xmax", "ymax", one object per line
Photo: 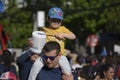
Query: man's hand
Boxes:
[
  {"xmin": 30, "ymin": 54, "xmax": 39, "ymax": 62},
  {"xmin": 62, "ymin": 73, "xmax": 74, "ymax": 80},
  {"xmin": 28, "ymin": 38, "xmax": 33, "ymax": 47}
]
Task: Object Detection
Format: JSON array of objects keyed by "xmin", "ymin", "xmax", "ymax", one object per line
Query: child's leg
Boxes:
[
  {"xmin": 59, "ymin": 55, "xmax": 71, "ymax": 75},
  {"xmin": 28, "ymin": 57, "xmax": 44, "ymax": 80}
]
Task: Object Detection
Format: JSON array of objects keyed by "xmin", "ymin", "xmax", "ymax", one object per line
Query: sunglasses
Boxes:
[
  {"xmin": 50, "ymin": 19, "xmax": 61, "ymax": 23},
  {"xmin": 42, "ymin": 55, "xmax": 58, "ymax": 61}
]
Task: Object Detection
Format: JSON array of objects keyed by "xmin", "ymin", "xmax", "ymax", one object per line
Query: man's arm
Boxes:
[{"xmin": 17, "ymin": 50, "xmax": 33, "ymax": 66}]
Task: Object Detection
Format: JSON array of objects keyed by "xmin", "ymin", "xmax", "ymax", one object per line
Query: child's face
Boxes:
[{"xmin": 49, "ymin": 18, "xmax": 62, "ymax": 29}]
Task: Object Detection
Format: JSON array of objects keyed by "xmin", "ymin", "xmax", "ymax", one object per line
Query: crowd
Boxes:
[
  {"xmin": 67, "ymin": 51, "xmax": 120, "ymax": 80},
  {"xmin": 0, "ymin": 46, "xmax": 120, "ymax": 80},
  {"xmin": 0, "ymin": 3, "xmax": 120, "ymax": 80}
]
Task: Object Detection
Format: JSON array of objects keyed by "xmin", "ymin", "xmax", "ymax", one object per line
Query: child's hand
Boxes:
[{"xmin": 55, "ymin": 33, "xmax": 65, "ymax": 40}]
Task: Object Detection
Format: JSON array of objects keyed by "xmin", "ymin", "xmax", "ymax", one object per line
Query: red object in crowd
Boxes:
[
  {"xmin": 0, "ymin": 23, "xmax": 9, "ymax": 55},
  {"xmin": 116, "ymin": 66, "xmax": 120, "ymax": 78},
  {"xmin": 0, "ymin": 71, "xmax": 17, "ymax": 80},
  {"xmin": 86, "ymin": 34, "xmax": 99, "ymax": 47}
]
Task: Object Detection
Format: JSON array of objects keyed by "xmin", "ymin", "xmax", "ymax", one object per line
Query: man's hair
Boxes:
[{"xmin": 42, "ymin": 41, "xmax": 60, "ymax": 55}]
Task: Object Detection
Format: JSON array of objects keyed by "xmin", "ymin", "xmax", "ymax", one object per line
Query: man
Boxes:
[{"xmin": 36, "ymin": 41, "xmax": 74, "ymax": 80}]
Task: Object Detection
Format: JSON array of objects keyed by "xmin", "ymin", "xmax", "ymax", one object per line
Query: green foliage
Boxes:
[
  {"xmin": 0, "ymin": 0, "xmax": 120, "ymax": 48},
  {"xmin": 0, "ymin": 1, "xmax": 33, "ymax": 48}
]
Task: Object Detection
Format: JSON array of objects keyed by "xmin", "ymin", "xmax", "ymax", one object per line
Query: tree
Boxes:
[{"xmin": 0, "ymin": 0, "xmax": 120, "ymax": 49}]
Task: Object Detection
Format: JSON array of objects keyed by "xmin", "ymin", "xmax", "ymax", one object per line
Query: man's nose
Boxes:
[{"xmin": 46, "ymin": 58, "xmax": 51, "ymax": 62}]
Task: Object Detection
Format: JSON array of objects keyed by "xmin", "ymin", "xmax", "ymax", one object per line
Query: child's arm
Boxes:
[
  {"xmin": 55, "ymin": 26, "xmax": 76, "ymax": 40},
  {"xmin": 59, "ymin": 55, "xmax": 72, "ymax": 75},
  {"xmin": 63, "ymin": 33, "xmax": 76, "ymax": 40},
  {"xmin": 55, "ymin": 33, "xmax": 76, "ymax": 40},
  {"xmin": 28, "ymin": 57, "xmax": 44, "ymax": 80}
]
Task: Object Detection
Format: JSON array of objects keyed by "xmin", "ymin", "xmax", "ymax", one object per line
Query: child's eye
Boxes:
[{"xmin": 50, "ymin": 19, "xmax": 61, "ymax": 22}]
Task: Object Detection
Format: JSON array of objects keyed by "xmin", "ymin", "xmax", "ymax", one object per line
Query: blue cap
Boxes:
[
  {"xmin": 0, "ymin": 0, "xmax": 4, "ymax": 13},
  {"xmin": 48, "ymin": 7, "xmax": 63, "ymax": 20}
]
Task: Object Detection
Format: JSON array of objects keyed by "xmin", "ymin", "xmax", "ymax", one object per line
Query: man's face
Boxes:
[{"xmin": 43, "ymin": 49, "xmax": 59, "ymax": 68}]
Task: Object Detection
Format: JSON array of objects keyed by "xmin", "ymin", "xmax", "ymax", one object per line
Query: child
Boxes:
[{"xmin": 28, "ymin": 7, "xmax": 76, "ymax": 80}]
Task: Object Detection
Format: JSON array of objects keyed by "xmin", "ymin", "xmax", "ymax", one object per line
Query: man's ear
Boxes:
[{"xmin": 57, "ymin": 54, "xmax": 61, "ymax": 59}]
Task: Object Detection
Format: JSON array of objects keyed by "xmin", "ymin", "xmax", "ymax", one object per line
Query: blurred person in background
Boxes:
[
  {"xmin": 0, "ymin": 50, "xmax": 18, "ymax": 79},
  {"xmin": 112, "ymin": 53, "xmax": 120, "ymax": 80},
  {"xmin": 75, "ymin": 68, "xmax": 86, "ymax": 80},
  {"xmin": 0, "ymin": 23, "xmax": 11, "ymax": 55},
  {"xmin": 101, "ymin": 63, "xmax": 115, "ymax": 80},
  {"xmin": 82, "ymin": 55, "xmax": 100, "ymax": 80},
  {"xmin": 116, "ymin": 55, "xmax": 120, "ymax": 79},
  {"xmin": 67, "ymin": 50, "xmax": 78, "ymax": 67},
  {"xmin": 72, "ymin": 55, "xmax": 83, "ymax": 70}
]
